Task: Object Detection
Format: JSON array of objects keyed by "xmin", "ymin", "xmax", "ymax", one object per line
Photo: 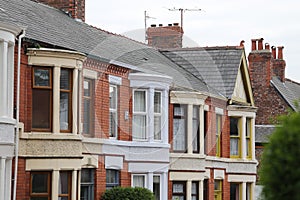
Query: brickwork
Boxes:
[
  {"xmin": 248, "ymin": 39, "xmax": 289, "ymax": 125},
  {"xmin": 35, "ymin": 0, "xmax": 85, "ymax": 21},
  {"xmin": 14, "ymin": 158, "xmax": 30, "ymax": 200},
  {"xmin": 147, "ymin": 23, "xmax": 183, "ymax": 49}
]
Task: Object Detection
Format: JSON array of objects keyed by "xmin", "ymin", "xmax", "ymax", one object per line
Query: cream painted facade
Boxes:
[{"xmin": 0, "ymin": 22, "xmax": 21, "ymax": 200}]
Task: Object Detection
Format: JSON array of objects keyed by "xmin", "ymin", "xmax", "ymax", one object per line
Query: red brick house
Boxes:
[{"xmin": 0, "ymin": 0, "xmax": 261, "ymax": 200}]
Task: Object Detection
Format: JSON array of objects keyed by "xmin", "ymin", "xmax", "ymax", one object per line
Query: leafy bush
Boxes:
[
  {"xmin": 101, "ymin": 187, "xmax": 155, "ymax": 200},
  {"xmin": 260, "ymin": 108, "xmax": 300, "ymax": 200}
]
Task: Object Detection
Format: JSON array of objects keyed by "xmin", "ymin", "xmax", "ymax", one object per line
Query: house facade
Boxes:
[{"xmin": 0, "ymin": 0, "xmax": 259, "ymax": 199}]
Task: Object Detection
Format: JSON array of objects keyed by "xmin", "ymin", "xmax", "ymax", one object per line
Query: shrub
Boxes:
[
  {"xmin": 101, "ymin": 187, "xmax": 155, "ymax": 200},
  {"xmin": 260, "ymin": 108, "xmax": 300, "ymax": 200}
]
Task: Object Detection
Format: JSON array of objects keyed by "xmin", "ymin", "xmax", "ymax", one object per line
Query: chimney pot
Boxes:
[
  {"xmin": 277, "ymin": 46, "xmax": 284, "ymax": 59},
  {"xmin": 251, "ymin": 39, "xmax": 257, "ymax": 51},
  {"xmin": 265, "ymin": 43, "xmax": 270, "ymax": 50},
  {"xmin": 168, "ymin": 24, "xmax": 172, "ymax": 26},
  {"xmin": 258, "ymin": 38, "xmax": 264, "ymax": 50},
  {"xmin": 271, "ymin": 46, "xmax": 276, "ymax": 59},
  {"xmin": 173, "ymin": 23, "xmax": 179, "ymax": 26},
  {"xmin": 151, "ymin": 24, "xmax": 156, "ymax": 27},
  {"xmin": 159, "ymin": 24, "xmax": 163, "ymax": 26}
]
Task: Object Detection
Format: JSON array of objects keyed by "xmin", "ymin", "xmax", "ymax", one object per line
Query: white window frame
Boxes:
[
  {"xmin": 132, "ymin": 89, "xmax": 148, "ymax": 140},
  {"xmin": 154, "ymin": 90, "xmax": 162, "ymax": 141},
  {"xmin": 109, "ymin": 84, "xmax": 118, "ymax": 138},
  {"xmin": 132, "ymin": 174, "xmax": 147, "ymax": 188}
]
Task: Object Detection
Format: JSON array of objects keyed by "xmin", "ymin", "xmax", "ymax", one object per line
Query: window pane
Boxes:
[
  {"xmin": 153, "ymin": 176, "xmax": 160, "ymax": 200},
  {"xmin": 174, "ymin": 106, "xmax": 184, "ymax": 116},
  {"xmin": 34, "ymin": 68, "xmax": 50, "ymax": 87},
  {"xmin": 133, "ymin": 115, "xmax": 146, "ymax": 139},
  {"xmin": 154, "ymin": 116, "xmax": 161, "ymax": 140},
  {"xmin": 193, "ymin": 106, "xmax": 199, "ymax": 152},
  {"xmin": 31, "ymin": 198, "xmax": 49, "ymax": 200},
  {"xmin": 246, "ymin": 138, "xmax": 250, "ymax": 156},
  {"xmin": 59, "ymin": 172, "xmax": 70, "ymax": 194},
  {"xmin": 154, "ymin": 92, "xmax": 161, "ymax": 113},
  {"xmin": 84, "ymin": 80, "xmax": 90, "ymax": 96},
  {"xmin": 109, "ymin": 112, "xmax": 117, "ymax": 137},
  {"xmin": 230, "ymin": 138, "xmax": 239, "ymax": 155},
  {"xmin": 134, "ymin": 91, "xmax": 146, "ymax": 112},
  {"xmin": 31, "ymin": 173, "xmax": 48, "ymax": 193},
  {"xmin": 106, "ymin": 169, "xmax": 119, "ymax": 189},
  {"xmin": 192, "ymin": 182, "xmax": 197, "ymax": 194},
  {"xmin": 230, "ymin": 183, "xmax": 240, "ymax": 200},
  {"xmin": 81, "ymin": 169, "xmax": 93, "ymax": 183},
  {"xmin": 133, "ymin": 175, "xmax": 145, "ymax": 188},
  {"xmin": 60, "ymin": 69, "xmax": 70, "ymax": 90},
  {"xmin": 109, "ymin": 86, "xmax": 117, "ymax": 109},
  {"xmin": 83, "ymin": 99, "xmax": 90, "ymax": 134},
  {"xmin": 173, "ymin": 183, "xmax": 184, "ymax": 193},
  {"xmin": 60, "ymin": 92, "xmax": 70, "ymax": 130},
  {"xmin": 230, "ymin": 118, "xmax": 239, "ymax": 136},
  {"xmin": 173, "ymin": 118, "xmax": 186, "ymax": 151},
  {"xmin": 32, "ymin": 90, "xmax": 51, "ymax": 129},
  {"xmin": 172, "ymin": 196, "xmax": 184, "ymax": 200},
  {"xmin": 58, "ymin": 197, "xmax": 68, "ymax": 200}
]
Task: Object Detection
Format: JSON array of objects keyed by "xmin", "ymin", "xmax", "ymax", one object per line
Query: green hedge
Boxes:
[{"xmin": 101, "ymin": 187, "xmax": 155, "ymax": 200}]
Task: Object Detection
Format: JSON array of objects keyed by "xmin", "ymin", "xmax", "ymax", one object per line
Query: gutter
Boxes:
[{"xmin": 13, "ymin": 29, "xmax": 25, "ymax": 200}]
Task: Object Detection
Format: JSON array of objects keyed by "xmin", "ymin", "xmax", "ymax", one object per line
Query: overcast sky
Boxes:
[{"xmin": 86, "ymin": 0, "xmax": 300, "ymax": 82}]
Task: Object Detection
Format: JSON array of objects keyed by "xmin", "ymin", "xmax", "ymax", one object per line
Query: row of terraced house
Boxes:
[{"xmin": 1, "ymin": 0, "xmax": 299, "ymax": 200}]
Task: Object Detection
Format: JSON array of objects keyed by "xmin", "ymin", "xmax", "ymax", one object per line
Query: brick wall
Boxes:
[
  {"xmin": 248, "ymin": 39, "xmax": 289, "ymax": 125},
  {"xmin": 13, "ymin": 158, "xmax": 30, "ymax": 200},
  {"xmin": 147, "ymin": 23, "xmax": 183, "ymax": 49},
  {"xmin": 34, "ymin": 0, "xmax": 85, "ymax": 21}
]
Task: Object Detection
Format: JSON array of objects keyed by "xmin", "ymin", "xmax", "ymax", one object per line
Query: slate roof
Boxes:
[
  {"xmin": 255, "ymin": 125, "xmax": 276, "ymax": 143},
  {"xmin": 271, "ymin": 77, "xmax": 300, "ymax": 111},
  {"xmin": 160, "ymin": 47, "xmax": 244, "ymax": 98},
  {"xmin": 0, "ymin": 0, "xmax": 224, "ymax": 97}
]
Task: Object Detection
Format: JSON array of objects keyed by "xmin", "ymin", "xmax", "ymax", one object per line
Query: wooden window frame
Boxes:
[
  {"xmin": 106, "ymin": 169, "xmax": 120, "ymax": 189},
  {"xmin": 230, "ymin": 117, "xmax": 241, "ymax": 158},
  {"xmin": 83, "ymin": 79, "xmax": 94, "ymax": 135},
  {"xmin": 246, "ymin": 118, "xmax": 252, "ymax": 159},
  {"xmin": 214, "ymin": 180, "xmax": 222, "ymax": 200},
  {"xmin": 32, "ymin": 67, "xmax": 53, "ymax": 132},
  {"xmin": 58, "ymin": 171, "xmax": 72, "ymax": 199},
  {"xmin": 30, "ymin": 171, "xmax": 51, "ymax": 200},
  {"xmin": 172, "ymin": 181, "xmax": 186, "ymax": 200},
  {"xmin": 216, "ymin": 114, "xmax": 222, "ymax": 157},
  {"xmin": 173, "ymin": 104, "xmax": 187, "ymax": 153}
]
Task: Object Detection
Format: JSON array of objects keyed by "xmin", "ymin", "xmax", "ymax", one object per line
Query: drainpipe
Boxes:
[{"xmin": 13, "ymin": 29, "xmax": 25, "ymax": 200}]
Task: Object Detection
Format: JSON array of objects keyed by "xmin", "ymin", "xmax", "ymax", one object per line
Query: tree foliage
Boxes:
[
  {"xmin": 101, "ymin": 187, "xmax": 155, "ymax": 200},
  {"xmin": 260, "ymin": 108, "xmax": 300, "ymax": 200}
]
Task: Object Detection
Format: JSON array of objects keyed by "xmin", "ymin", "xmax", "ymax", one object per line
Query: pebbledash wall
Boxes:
[{"xmin": 0, "ymin": 21, "xmax": 21, "ymax": 200}]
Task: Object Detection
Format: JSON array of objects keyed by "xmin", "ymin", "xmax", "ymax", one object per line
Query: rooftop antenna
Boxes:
[
  {"xmin": 144, "ymin": 10, "xmax": 156, "ymax": 43},
  {"xmin": 168, "ymin": 7, "xmax": 202, "ymax": 30}
]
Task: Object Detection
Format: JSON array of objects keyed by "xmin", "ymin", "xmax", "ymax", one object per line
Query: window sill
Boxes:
[{"xmin": 20, "ymin": 132, "xmax": 82, "ymax": 141}]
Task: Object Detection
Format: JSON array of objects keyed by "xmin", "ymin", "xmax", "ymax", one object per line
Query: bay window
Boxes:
[
  {"xmin": 30, "ymin": 171, "xmax": 51, "ymax": 200},
  {"xmin": 132, "ymin": 174, "xmax": 146, "ymax": 188},
  {"xmin": 32, "ymin": 67, "xmax": 52, "ymax": 131},
  {"xmin": 173, "ymin": 104, "xmax": 187, "ymax": 152},
  {"xmin": 58, "ymin": 171, "xmax": 72, "ymax": 199},
  {"xmin": 154, "ymin": 91, "xmax": 162, "ymax": 140},
  {"xmin": 109, "ymin": 85, "xmax": 118, "ymax": 137},
  {"xmin": 133, "ymin": 90, "xmax": 147, "ymax": 140},
  {"xmin": 230, "ymin": 117, "xmax": 240, "ymax": 157},
  {"xmin": 60, "ymin": 69, "xmax": 72, "ymax": 132}
]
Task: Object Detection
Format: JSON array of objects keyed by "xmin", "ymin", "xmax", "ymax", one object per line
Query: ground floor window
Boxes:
[
  {"xmin": 230, "ymin": 183, "xmax": 241, "ymax": 200},
  {"xmin": 203, "ymin": 179, "xmax": 208, "ymax": 200},
  {"xmin": 106, "ymin": 169, "xmax": 120, "ymax": 189},
  {"xmin": 191, "ymin": 182, "xmax": 199, "ymax": 200},
  {"xmin": 214, "ymin": 180, "xmax": 222, "ymax": 200},
  {"xmin": 172, "ymin": 181, "xmax": 186, "ymax": 200},
  {"xmin": 153, "ymin": 175, "xmax": 160, "ymax": 200},
  {"xmin": 246, "ymin": 183, "xmax": 252, "ymax": 200},
  {"xmin": 80, "ymin": 169, "xmax": 94, "ymax": 200},
  {"xmin": 132, "ymin": 174, "xmax": 146, "ymax": 188},
  {"xmin": 58, "ymin": 171, "xmax": 72, "ymax": 200},
  {"xmin": 30, "ymin": 171, "xmax": 51, "ymax": 200}
]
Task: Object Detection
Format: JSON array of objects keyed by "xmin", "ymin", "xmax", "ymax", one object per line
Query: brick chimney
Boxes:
[
  {"xmin": 272, "ymin": 46, "xmax": 286, "ymax": 81},
  {"xmin": 146, "ymin": 23, "xmax": 183, "ymax": 48},
  {"xmin": 35, "ymin": 0, "xmax": 85, "ymax": 22}
]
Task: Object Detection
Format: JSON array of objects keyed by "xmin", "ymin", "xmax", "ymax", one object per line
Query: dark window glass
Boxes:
[
  {"xmin": 80, "ymin": 169, "xmax": 94, "ymax": 200},
  {"xmin": 83, "ymin": 79, "xmax": 93, "ymax": 135},
  {"xmin": 58, "ymin": 171, "xmax": 71, "ymax": 199},
  {"xmin": 30, "ymin": 171, "xmax": 51, "ymax": 200},
  {"xmin": 106, "ymin": 169, "xmax": 119, "ymax": 189},
  {"xmin": 60, "ymin": 68, "xmax": 72, "ymax": 132},
  {"xmin": 34, "ymin": 68, "xmax": 50, "ymax": 87}
]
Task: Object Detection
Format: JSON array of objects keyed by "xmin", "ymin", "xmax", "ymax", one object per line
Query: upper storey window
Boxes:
[{"xmin": 133, "ymin": 90, "xmax": 147, "ymax": 140}]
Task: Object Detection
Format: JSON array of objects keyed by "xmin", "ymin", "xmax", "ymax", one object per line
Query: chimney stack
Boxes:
[
  {"xmin": 34, "ymin": 0, "xmax": 85, "ymax": 22},
  {"xmin": 146, "ymin": 23, "xmax": 183, "ymax": 49}
]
